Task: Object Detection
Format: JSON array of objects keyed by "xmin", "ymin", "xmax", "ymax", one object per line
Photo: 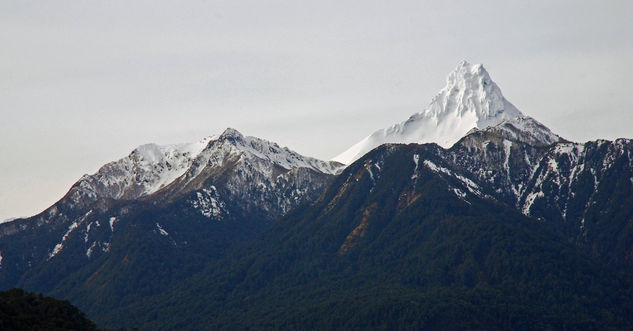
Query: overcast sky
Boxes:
[{"xmin": 1, "ymin": 0, "xmax": 632, "ymax": 221}]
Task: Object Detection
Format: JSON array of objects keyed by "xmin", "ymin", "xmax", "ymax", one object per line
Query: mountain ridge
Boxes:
[
  {"xmin": 0, "ymin": 128, "xmax": 343, "ymax": 323},
  {"xmin": 110, "ymin": 140, "xmax": 633, "ymax": 329}
]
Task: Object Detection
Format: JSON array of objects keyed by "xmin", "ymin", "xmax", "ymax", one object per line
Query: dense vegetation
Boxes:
[
  {"xmin": 107, "ymin": 145, "xmax": 633, "ymax": 329},
  {"xmin": 0, "ymin": 288, "xmax": 98, "ymax": 330},
  {"xmin": 24, "ymin": 199, "xmax": 271, "ymax": 324}
]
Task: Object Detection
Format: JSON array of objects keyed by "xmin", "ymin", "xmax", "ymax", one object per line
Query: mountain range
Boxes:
[{"xmin": 1, "ymin": 61, "xmax": 632, "ymax": 329}]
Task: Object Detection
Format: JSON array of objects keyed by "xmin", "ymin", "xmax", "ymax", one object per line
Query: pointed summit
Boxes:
[
  {"xmin": 333, "ymin": 61, "xmax": 560, "ymax": 164},
  {"xmin": 200, "ymin": 128, "xmax": 343, "ymax": 175},
  {"xmin": 218, "ymin": 127, "xmax": 245, "ymax": 141},
  {"xmin": 427, "ymin": 61, "xmax": 521, "ymax": 124}
]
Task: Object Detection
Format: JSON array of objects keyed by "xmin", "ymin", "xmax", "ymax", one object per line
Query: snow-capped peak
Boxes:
[
  {"xmin": 333, "ymin": 61, "xmax": 559, "ymax": 164},
  {"xmin": 63, "ymin": 129, "xmax": 342, "ymax": 209},
  {"xmin": 199, "ymin": 128, "xmax": 344, "ymax": 175},
  {"xmin": 67, "ymin": 136, "xmax": 216, "ymax": 205},
  {"xmin": 479, "ymin": 115, "xmax": 563, "ymax": 147},
  {"xmin": 217, "ymin": 127, "xmax": 244, "ymax": 141},
  {"xmin": 426, "ymin": 60, "xmax": 521, "ymax": 126}
]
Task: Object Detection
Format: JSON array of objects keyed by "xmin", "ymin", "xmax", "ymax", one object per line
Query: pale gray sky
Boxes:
[{"xmin": 1, "ymin": 0, "xmax": 632, "ymax": 220}]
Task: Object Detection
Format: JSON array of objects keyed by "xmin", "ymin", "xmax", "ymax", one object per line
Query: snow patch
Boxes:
[
  {"xmin": 411, "ymin": 154, "xmax": 420, "ymax": 180},
  {"xmin": 553, "ymin": 143, "xmax": 578, "ymax": 156},
  {"xmin": 502, "ymin": 140, "xmax": 521, "ymax": 198},
  {"xmin": 522, "ymin": 191, "xmax": 544, "ymax": 215},
  {"xmin": 503, "ymin": 140, "xmax": 512, "ymax": 174},
  {"xmin": 191, "ymin": 186, "xmax": 226, "ymax": 219},
  {"xmin": 423, "ymin": 160, "xmax": 450, "ymax": 175},
  {"xmin": 366, "ymin": 164, "xmax": 375, "ymax": 183},
  {"xmin": 86, "ymin": 241, "xmax": 98, "ymax": 258},
  {"xmin": 156, "ymin": 223, "xmax": 169, "ymax": 236},
  {"xmin": 84, "ymin": 222, "xmax": 93, "ymax": 243},
  {"xmin": 49, "ymin": 210, "xmax": 92, "ymax": 259},
  {"xmin": 423, "ymin": 160, "xmax": 481, "ymax": 195},
  {"xmin": 452, "ymin": 187, "xmax": 469, "ymax": 203},
  {"xmin": 109, "ymin": 217, "xmax": 117, "ymax": 232}
]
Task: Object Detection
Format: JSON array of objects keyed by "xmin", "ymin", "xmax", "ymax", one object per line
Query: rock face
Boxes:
[
  {"xmin": 0, "ymin": 128, "xmax": 342, "ymax": 323},
  {"xmin": 333, "ymin": 61, "xmax": 561, "ymax": 164},
  {"xmin": 436, "ymin": 129, "xmax": 633, "ymax": 264},
  {"xmin": 153, "ymin": 128, "xmax": 344, "ymax": 216}
]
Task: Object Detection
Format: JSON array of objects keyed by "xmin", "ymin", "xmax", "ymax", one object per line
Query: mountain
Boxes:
[
  {"xmin": 112, "ymin": 142, "xmax": 633, "ymax": 329},
  {"xmin": 44, "ymin": 128, "xmax": 341, "ymax": 212},
  {"xmin": 0, "ymin": 128, "xmax": 343, "ymax": 326},
  {"xmin": 333, "ymin": 61, "xmax": 561, "ymax": 164},
  {"xmin": 2, "ymin": 62, "xmax": 633, "ymax": 329},
  {"xmin": 95, "ymin": 95, "xmax": 633, "ymax": 328}
]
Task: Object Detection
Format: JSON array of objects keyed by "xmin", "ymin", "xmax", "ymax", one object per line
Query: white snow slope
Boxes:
[
  {"xmin": 333, "ymin": 61, "xmax": 561, "ymax": 164},
  {"xmin": 69, "ymin": 136, "xmax": 217, "ymax": 203}
]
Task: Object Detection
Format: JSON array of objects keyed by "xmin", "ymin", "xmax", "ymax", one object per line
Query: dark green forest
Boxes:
[{"xmin": 0, "ymin": 288, "xmax": 98, "ymax": 330}]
